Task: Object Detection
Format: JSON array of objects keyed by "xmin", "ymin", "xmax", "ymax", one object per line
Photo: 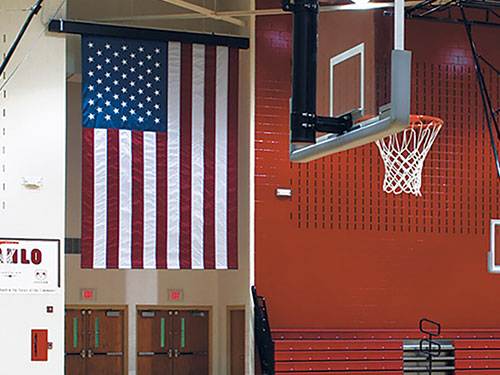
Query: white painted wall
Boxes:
[
  {"xmin": 126, "ymin": 271, "xmax": 158, "ymax": 375},
  {"xmin": 0, "ymin": 1, "xmax": 66, "ymax": 374}
]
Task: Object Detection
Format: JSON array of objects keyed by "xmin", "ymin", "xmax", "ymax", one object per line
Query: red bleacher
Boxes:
[
  {"xmin": 272, "ymin": 329, "xmax": 500, "ymax": 374},
  {"xmin": 275, "ymin": 340, "xmax": 403, "ymax": 373},
  {"xmin": 274, "ymin": 333, "xmax": 404, "ymax": 374},
  {"xmin": 455, "ymin": 339, "xmax": 500, "ymax": 373}
]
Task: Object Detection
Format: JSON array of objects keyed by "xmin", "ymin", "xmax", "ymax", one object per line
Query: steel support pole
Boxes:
[{"xmin": 289, "ymin": 0, "xmax": 319, "ymax": 144}]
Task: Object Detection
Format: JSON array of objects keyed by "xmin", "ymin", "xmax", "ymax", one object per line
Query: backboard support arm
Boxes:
[{"xmin": 286, "ymin": 0, "xmax": 324, "ymax": 144}]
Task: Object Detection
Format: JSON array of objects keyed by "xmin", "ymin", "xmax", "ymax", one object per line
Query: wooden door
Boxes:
[
  {"xmin": 65, "ymin": 308, "xmax": 125, "ymax": 375},
  {"xmin": 87, "ymin": 309, "xmax": 124, "ymax": 375},
  {"xmin": 173, "ymin": 310, "xmax": 209, "ymax": 375},
  {"xmin": 229, "ymin": 309, "xmax": 245, "ymax": 375},
  {"xmin": 137, "ymin": 309, "xmax": 209, "ymax": 375},
  {"xmin": 137, "ymin": 310, "xmax": 173, "ymax": 375},
  {"xmin": 65, "ymin": 309, "xmax": 86, "ymax": 375}
]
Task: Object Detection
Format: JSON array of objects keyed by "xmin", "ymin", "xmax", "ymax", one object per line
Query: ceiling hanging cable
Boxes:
[
  {"xmin": 0, "ymin": 0, "xmax": 45, "ymax": 78},
  {"xmin": 461, "ymin": 6, "xmax": 500, "ymax": 178}
]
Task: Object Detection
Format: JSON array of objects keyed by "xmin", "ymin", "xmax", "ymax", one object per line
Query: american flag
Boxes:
[{"xmin": 81, "ymin": 35, "xmax": 238, "ymax": 269}]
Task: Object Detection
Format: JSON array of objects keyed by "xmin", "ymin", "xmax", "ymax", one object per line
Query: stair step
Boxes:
[
  {"xmin": 404, "ymin": 344, "xmax": 454, "ymax": 351},
  {"xmin": 404, "ymin": 365, "xmax": 455, "ymax": 371},
  {"xmin": 404, "ymin": 356, "xmax": 455, "ymax": 361}
]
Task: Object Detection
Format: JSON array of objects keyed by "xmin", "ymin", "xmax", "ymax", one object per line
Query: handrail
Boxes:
[
  {"xmin": 419, "ymin": 318, "xmax": 442, "ymax": 375},
  {"xmin": 252, "ymin": 286, "xmax": 275, "ymax": 375}
]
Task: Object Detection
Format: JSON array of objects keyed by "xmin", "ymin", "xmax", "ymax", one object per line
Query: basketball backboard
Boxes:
[
  {"xmin": 488, "ymin": 219, "xmax": 500, "ymax": 273},
  {"xmin": 285, "ymin": 0, "xmax": 411, "ymax": 163}
]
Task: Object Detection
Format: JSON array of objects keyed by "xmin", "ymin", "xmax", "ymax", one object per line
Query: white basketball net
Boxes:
[{"xmin": 375, "ymin": 116, "xmax": 442, "ymax": 196}]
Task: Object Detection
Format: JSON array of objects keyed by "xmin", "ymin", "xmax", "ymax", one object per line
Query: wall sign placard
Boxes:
[{"xmin": 0, "ymin": 239, "xmax": 60, "ymax": 294}]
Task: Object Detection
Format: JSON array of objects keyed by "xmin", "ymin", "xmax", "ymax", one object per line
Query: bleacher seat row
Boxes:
[{"xmin": 272, "ymin": 329, "xmax": 500, "ymax": 374}]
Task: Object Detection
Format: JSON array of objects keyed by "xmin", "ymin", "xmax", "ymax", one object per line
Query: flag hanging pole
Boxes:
[{"xmin": 0, "ymin": 0, "xmax": 45, "ymax": 78}]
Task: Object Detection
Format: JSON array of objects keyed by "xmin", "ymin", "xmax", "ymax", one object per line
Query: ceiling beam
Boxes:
[
  {"xmin": 99, "ymin": 1, "xmax": 422, "ymax": 23},
  {"xmin": 159, "ymin": 0, "xmax": 246, "ymax": 27}
]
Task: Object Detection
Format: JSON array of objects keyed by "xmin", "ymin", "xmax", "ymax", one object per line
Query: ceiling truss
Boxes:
[
  {"xmin": 158, "ymin": 0, "xmax": 246, "ymax": 27},
  {"xmin": 98, "ymin": 1, "xmax": 423, "ymax": 24},
  {"xmin": 403, "ymin": 0, "xmax": 500, "ymax": 27}
]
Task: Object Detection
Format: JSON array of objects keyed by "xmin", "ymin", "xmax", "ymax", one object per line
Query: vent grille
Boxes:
[{"xmin": 65, "ymin": 238, "xmax": 81, "ymax": 254}]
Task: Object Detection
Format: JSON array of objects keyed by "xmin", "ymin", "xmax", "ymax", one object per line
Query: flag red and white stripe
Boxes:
[{"xmin": 81, "ymin": 42, "xmax": 238, "ymax": 269}]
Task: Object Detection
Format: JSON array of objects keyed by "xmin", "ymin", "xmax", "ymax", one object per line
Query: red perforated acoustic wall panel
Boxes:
[{"xmin": 255, "ymin": 10, "xmax": 500, "ymax": 329}]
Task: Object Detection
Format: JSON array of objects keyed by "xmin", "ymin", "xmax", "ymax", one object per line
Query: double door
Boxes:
[
  {"xmin": 137, "ymin": 309, "xmax": 209, "ymax": 375},
  {"xmin": 65, "ymin": 308, "xmax": 125, "ymax": 375}
]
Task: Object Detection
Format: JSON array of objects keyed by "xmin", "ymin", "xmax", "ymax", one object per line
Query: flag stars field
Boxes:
[{"xmin": 83, "ymin": 38, "xmax": 167, "ymax": 132}]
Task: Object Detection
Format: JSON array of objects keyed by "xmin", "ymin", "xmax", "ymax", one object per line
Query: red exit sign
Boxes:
[
  {"xmin": 80, "ymin": 288, "xmax": 96, "ymax": 300},
  {"xmin": 168, "ymin": 289, "xmax": 183, "ymax": 301}
]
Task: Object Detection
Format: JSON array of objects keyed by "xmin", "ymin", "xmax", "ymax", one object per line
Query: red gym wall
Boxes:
[{"xmin": 255, "ymin": 3, "xmax": 500, "ymax": 329}]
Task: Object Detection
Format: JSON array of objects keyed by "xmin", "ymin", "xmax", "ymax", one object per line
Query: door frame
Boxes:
[
  {"xmin": 137, "ymin": 305, "xmax": 213, "ymax": 375},
  {"xmin": 66, "ymin": 304, "xmax": 129, "ymax": 375},
  {"xmin": 227, "ymin": 305, "xmax": 246, "ymax": 375}
]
